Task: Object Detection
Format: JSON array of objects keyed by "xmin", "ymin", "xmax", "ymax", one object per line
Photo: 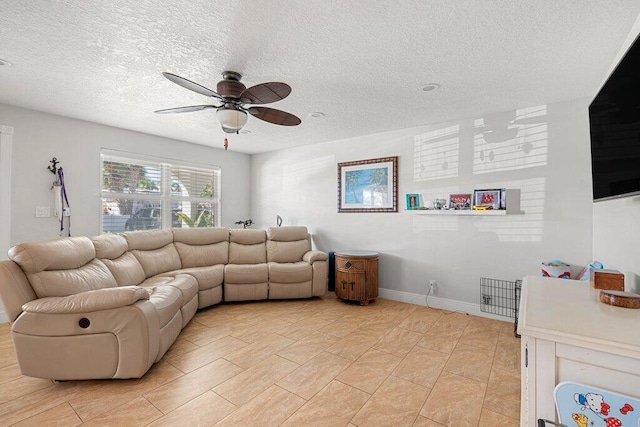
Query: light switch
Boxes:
[{"xmin": 35, "ymin": 206, "xmax": 51, "ymax": 218}]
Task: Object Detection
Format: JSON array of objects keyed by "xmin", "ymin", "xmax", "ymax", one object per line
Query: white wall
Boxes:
[
  {"xmin": 251, "ymin": 99, "xmax": 594, "ymax": 310},
  {"xmin": 0, "ymin": 103, "xmax": 251, "ymax": 245},
  {"xmin": 592, "ymin": 19, "xmax": 640, "ymax": 294},
  {"xmin": 0, "ymin": 125, "xmax": 13, "ymax": 322}
]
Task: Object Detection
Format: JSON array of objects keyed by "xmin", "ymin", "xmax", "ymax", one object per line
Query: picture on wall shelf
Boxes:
[
  {"xmin": 406, "ymin": 194, "xmax": 420, "ymax": 210},
  {"xmin": 473, "ymin": 189, "xmax": 504, "ymax": 209},
  {"xmin": 337, "ymin": 156, "xmax": 398, "ymax": 213},
  {"xmin": 448, "ymin": 193, "xmax": 472, "ymax": 210}
]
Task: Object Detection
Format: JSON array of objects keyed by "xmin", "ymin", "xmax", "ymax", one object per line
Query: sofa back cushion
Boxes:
[
  {"xmin": 131, "ymin": 244, "xmax": 182, "ymax": 278},
  {"xmin": 91, "ymin": 234, "xmax": 128, "ymax": 259},
  {"xmin": 173, "ymin": 227, "xmax": 229, "ymax": 268},
  {"xmin": 123, "ymin": 229, "xmax": 174, "ymax": 251},
  {"xmin": 123, "ymin": 229, "xmax": 181, "ymax": 277},
  {"xmin": 8, "ymin": 237, "xmax": 117, "ymax": 298},
  {"xmin": 266, "ymin": 227, "xmax": 311, "ymax": 263},
  {"xmin": 102, "ymin": 253, "xmax": 146, "ymax": 286},
  {"xmin": 91, "ymin": 234, "xmax": 145, "ymax": 286},
  {"xmin": 228, "ymin": 229, "xmax": 266, "ymax": 264}
]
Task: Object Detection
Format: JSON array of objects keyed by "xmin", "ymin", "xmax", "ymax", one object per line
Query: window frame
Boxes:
[{"xmin": 100, "ymin": 149, "xmax": 221, "ymax": 233}]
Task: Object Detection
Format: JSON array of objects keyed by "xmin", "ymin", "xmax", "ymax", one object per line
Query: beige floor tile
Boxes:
[
  {"xmin": 69, "ymin": 362, "xmax": 184, "ymax": 421},
  {"xmin": 478, "ymin": 408, "xmax": 520, "ymax": 427},
  {"xmin": 166, "ymin": 335, "xmax": 248, "ymax": 373},
  {"xmin": 0, "ymin": 342, "xmax": 17, "ymax": 369},
  {"xmin": 0, "ymin": 381, "xmax": 91, "ymax": 425},
  {"xmin": 0, "ymin": 363, "xmax": 26, "ymax": 385},
  {"xmin": 0, "ymin": 375, "xmax": 53, "ymax": 404},
  {"xmin": 231, "ymin": 318, "xmax": 292, "ymax": 343},
  {"xmin": 458, "ymin": 325, "xmax": 500, "ymax": 350},
  {"xmin": 215, "ymin": 385, "xmax": 305, "ymax": 426},
  {"xmin": 0, "ymin": 296, "xmax": 520, "ymax": 425},
  {"xmin": 443, "ymin": 342, "xmax": 494, "ymax": 383},
  {"xmin": 278, "ymin": 316, "xmax": 335, "ymax": 340},
  {"xmin": 483, "ymin": 367, "xmax": 521, "ymax": 418},
  {"xmin": 398, "ymin": 308, "xmax": 443, "ymax": 333},
  {"xmin": 430, "ymin": 312, "xmax": 470, "ymax": 332},
  {"xmin": 416, "ymin": 328, "xmax": 462, "ymax": 354},
  {"xmin": 374, "ymin": 327, "xmax": 423, "ymax": 357},
  {"xmin": 420, "ymin": 371, "xmax": 486, "ymax": 427},
  {"xmin": 317, "ymin": 318, "xmax": 363, "ymax": 338},
  {"xmin": 11, "ymin": 402, "xmax": 82, "ymax": 427},
  {"xmin": 277, "ymin": 352, "xmax": 352, "ymax": 399},
  {"xmin": 493, "ymin": 337, "xmax": 521, "ymax": 372},
  {"xmin": 158, "ymin": 336, "xmax": 199, "ymax": 362},
  {"xmin": 351, "ymin": 375, "xmax": 431, "ymax": 427},
  {"xmin": 325, "ymin": 330, "xmax": 380, "ymax": 361},
  {"xmin": 223, "ymin": 332, "xmax": 295, "ymax": 368},
  {"xmin": 412, "ymin": 415, "xmax": 446, "ymax": 426},
  {"xmin": 275, "ymin": 331, "xmax": 339, "ymax": 364},
  {"xmin": 336, "ymin": 348, "xmax": 403, "ymax": 394},
  {"xmin": 147, "ymin": 391, "xmax": 237, "ymax": 426},
  {"xmin": 214, "ymin": 354, "xmax": 299, "ymax": 406},
  {"xmin": 358, "ymin": 319, "xmax": 398, "ymax": 339},
  {"xmin": 393, "ymin": 346, "xmax": 449, "ymax": 389},
  {"xmin": 80, "ymin": 396, "xmax": 163, "ymax": 426},
  {"xmin": 144, "ymin": 358, "xmax": 244, "ymax": 414},
  {"xmin": 281, "ymin": 380, "xmax": 370, "ymax": 427}
]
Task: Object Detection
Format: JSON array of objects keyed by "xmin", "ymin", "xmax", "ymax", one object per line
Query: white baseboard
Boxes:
[
  {"xmin": 0, "ymin": 310, "xmax": 8, "ymax": 324},
  {"xmin": 378, "ymin": 287, "xmax": 514, "ymax": 323}
]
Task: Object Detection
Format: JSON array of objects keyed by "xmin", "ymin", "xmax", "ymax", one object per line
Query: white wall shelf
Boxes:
[{"xmin": 404, "ymin": 189, "xmax": 523, "ymax": 216}]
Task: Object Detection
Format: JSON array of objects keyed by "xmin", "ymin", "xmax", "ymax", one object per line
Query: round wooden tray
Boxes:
[{"xmin": 599, "ymin": 290, "xmax": 640, "ymax": 309}]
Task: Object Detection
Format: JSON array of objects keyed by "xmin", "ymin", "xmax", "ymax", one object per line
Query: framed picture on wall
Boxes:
[
  {"xmin": 406, "ymin": 194, "xmax": 420, "ymax": 210},
  {"xmin": 448, "ymin": 193, "xmax": 472, "ymax": 210},
  {"xmin": 337, "ymin": 156, "xmax": 398, "ymax": 213},
  {"xmin": 473, "ymin": 189, "xmax": 503, "ymax": 209}
]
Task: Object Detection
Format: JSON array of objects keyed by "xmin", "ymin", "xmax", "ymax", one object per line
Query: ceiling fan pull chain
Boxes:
[{"xmin": 224, "ymin": 137, "xmax": 229, "ymax": 151}]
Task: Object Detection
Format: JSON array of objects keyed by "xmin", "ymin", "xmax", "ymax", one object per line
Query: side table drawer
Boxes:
[{"xmin": 336, "ymin": 258, "xmax": 366, "ymax": 272}]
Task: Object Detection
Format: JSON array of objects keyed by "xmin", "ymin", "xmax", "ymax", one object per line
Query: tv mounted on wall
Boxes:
[{"xmin": 589, "ymin": 33, "xmax": 640, "ymax": 201}]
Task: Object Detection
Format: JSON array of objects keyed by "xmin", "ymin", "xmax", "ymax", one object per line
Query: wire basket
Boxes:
[
  {"xmin": 479, "ymin": 277, "xmax": 522, "ymax": 338},
  {"xmin": 479, "ymin": 276, "xmax": 520, "ymax": 313}
]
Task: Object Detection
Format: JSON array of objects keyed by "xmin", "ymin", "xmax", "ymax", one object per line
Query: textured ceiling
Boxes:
[{"xmin": 1, "ymin": 1, "xmax": 639, "ymax": 154}]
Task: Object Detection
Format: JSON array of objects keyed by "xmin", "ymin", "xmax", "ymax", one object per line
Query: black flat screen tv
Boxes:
[{"xmin": 589, "ymin": 33, "xmax": 640, "ymax": 201}]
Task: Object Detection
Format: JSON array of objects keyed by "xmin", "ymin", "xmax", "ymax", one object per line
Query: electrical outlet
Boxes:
[{"xmin": 429, "ymin": 280, "xmax": 437, "ymax": 295}]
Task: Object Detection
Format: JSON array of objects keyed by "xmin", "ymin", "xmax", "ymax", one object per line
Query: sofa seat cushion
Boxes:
[
  {"xmin": 224, "ymin": 264, "xmax": 268, "ymax": 284},
  {"xmin": 147, "ymin": 285, "xmax": 183, "ymax": 328},
  {"xmin": 268, "ymin": 262, "xmax": 312, "ymax": 284},
  {"xmin": 140, "ymin": 274, "xmax": 198, "ymax": 307},
  {"xmin": 156, "ymin": 265, "xmax": 224, "ymax": 291}
]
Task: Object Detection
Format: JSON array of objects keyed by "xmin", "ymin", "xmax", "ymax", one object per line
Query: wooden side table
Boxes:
[{"xmin": 334, "ymin": 250, "xmax": 379, "ymax": 305}]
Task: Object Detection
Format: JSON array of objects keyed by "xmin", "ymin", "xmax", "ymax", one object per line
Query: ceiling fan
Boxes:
[{"xmin": 155, "ymin": 71, "xmax": 301, "ymax": 149}]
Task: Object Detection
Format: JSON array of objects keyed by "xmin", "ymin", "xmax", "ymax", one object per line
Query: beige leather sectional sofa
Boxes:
[{"xmin": 0, "ymin": 226, "xmax": 327, "ymax": 380}]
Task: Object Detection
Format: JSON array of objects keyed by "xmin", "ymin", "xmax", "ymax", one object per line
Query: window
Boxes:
[{"xmin": 101, "ymin": 150, "xmax": 220, "ymax": 233}]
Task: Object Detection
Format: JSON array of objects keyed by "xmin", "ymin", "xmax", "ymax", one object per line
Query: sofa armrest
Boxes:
[
  {"xmin": 21, "ymin": 286, "xmax": 150, "ymax": 314},
  {"xmin": 303, "ymin": 250, "xmax": 328, "ymax": 264}
]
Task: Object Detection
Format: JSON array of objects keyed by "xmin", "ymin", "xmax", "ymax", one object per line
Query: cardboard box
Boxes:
[{"xmin": 590, "ymin": 269, "xmax": 624, "ymax": 291}]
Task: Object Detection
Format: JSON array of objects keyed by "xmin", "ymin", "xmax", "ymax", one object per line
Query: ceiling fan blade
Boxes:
[
  {"xmin": 247, "ymin": 107, "xmax": 301, "ymax": 126},
  {"xmin": 241, "ymin": 82, "xmax": 291, "ymax": 104},
  {"xmin": 154, "ymin": 105, "xmax": 217, "ymax": 114},
  {"xmin": 162, "ymin": 72, "xmax": 223, "ymax": 100}
]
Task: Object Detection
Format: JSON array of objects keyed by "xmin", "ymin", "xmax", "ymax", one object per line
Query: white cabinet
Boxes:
[{"xmin": 518, "ymin": 276, "xmax": 640, "ymax": 426}]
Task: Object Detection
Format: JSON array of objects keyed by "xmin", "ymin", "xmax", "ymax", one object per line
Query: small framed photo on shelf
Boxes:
[
  {"xmin": 448, "ymin": 193, "xmax": 472, "ymax": 210},
  {"xmin": 473, "ymin": 189, "xmax": 504, "ymax": 209},
  {"xmin": 406, "ymin": 194, "xmax": 420, "ymax": 210}
]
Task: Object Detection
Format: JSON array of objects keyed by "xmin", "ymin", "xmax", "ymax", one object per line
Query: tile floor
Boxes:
[{"xmin": 0, "ymin": 294, "xmax": 521, "ymax": 426}]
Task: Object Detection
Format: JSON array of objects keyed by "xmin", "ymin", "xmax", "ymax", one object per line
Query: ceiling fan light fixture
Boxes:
[{"xmin": 216, "ymin": 106, "xmax": 248, "ymax": 133}]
